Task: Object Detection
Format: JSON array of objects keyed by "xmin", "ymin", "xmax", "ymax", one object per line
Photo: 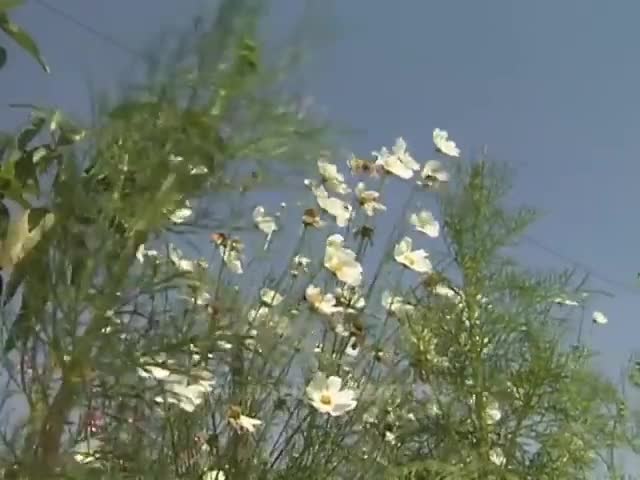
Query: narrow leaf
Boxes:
[{"xmin": 0, "ymin": 13, "xmax": 49, "ymax": 72}]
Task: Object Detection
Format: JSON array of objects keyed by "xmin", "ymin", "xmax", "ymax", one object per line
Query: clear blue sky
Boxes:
[{"xmin": 3, "ymin": 0, "xmax": 640, "ymax": 381}]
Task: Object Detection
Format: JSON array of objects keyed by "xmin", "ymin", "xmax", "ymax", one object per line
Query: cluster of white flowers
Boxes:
[{"xmin": 105, "ymin": 127, "xmax": 613, "ymax": 477}]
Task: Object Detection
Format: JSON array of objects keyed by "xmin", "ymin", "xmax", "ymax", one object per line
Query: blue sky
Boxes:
[{"xmin": 3, "ymin": 1, "xmax": 640, "ymax": 384}]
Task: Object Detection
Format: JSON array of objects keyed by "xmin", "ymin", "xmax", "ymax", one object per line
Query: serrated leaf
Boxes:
[{"xmin": 0, "ymin": 13, "xmax": 49, "ymax": 72}]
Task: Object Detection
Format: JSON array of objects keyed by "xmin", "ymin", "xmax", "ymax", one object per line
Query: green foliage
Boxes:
[
  {"xmin": 0, "ymin": 0, "xmax": 48, "ymax": 72},
  {"xmin": 0, "ymin": 2, "xmax": 330, "ymax": 477},
  {"xmin": 389, "ymin": 159, "xmax": 624, "ymax": 479}
]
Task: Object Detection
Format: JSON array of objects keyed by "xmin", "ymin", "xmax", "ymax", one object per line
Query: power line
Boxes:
[
  {"xmin": 522, "ymin": 234, "xmax": 639, "ymax": 296},
  {"xmin": 31, "ymin": 0, "xmax": 146, "ymax": 60},
  {"xmin": 27, "ymin": 2, "xmax": 640, "ymax": 298}
]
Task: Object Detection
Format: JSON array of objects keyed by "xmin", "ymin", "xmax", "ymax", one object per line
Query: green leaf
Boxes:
[
  {"xmin": 0, "ymin": 0, "xmax": 23, "ymax": 12},
  {"xmin": 17, "ymin": 115, "xmax": 46, "ymax": 149},
  {"xmin": 0, "ymin": 13, "xmax": 49, "ymax": 73}
]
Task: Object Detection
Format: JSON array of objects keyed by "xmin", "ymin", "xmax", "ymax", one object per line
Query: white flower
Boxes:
[
  {"xmin": 168, "ymin": 244, "xmax": 207, "ymax": 273},
  {"xmin": 190, "ymin": 165, "xmax": 209, "ymax": 175},
  {"xmin": 306, "ymin": 284, "xmax": 343, "ymax": 316},
  {"xmin": 137, "ymin": 363, "xmax": 173, "ymax": 381},
  {"xmin": 553, "ymin": 296, "xmax": 580, "ymax": 306},
  {"xmin": 409, "ymin": 210, "xmax": 440, "ymax": 238},
  {"xmin": 216, "ymin": 340, "xmax": 233, "ymax": 350},
  {"xmin": 169, "ymin": 201, "xmax": 193, "ymax": 224},
  {"xmin": 391, "ymin": 137, "xmax": 421, "ymax": 171},
  {"xmin": 373, "ymin": 139, "xmax": 420, "ymax": 179},
  {"xmin": 253, "ymin": 206, "xmax": 278, "ymax": 236},
  {"xmin": 393, "ymin": 237, "xmax": 432, "ymax": 273},
  {"xmin": 312, "ymin": 184, "xmax": 352, "ymax": 227},
  {"xmin": 485, "ymin": 401, "xmax": 502, "ymax": 425},
  {"xmin": 324, "ymin": 234, "xmax": 363, "ymax": 286},
  {"xmin": 0, "ymin": 208, "xmax": 55, "ymax": 269},
  {"xmin": 432, "ymin": 283, "xmax": 460, "ymax": 300},
  {"xmin": 184, "ymin": 290, "xmax": 211, "ymax": 306},
  {"xmin": 419, "ymin": 160, "xmax": 450, "ymax": 188},
  {"xmin": 291, "ymin": 255, "xmax": 311, "ymax": 275},
  {"xmin": 489, "ymin": 447, "xmax": 506, "ymax": 467},
  {"xmin": 433, "ymin": 128, "xmax": 460, "ymax": 157},
  {"xmin": 306, "ymin": 372, "xmax": 357, "ymax": 416},
  {"xmin": 219, "ymin": 245, "xmax": 243, "ymax": 274},
  {"xmin": 592, "ymin": 310, "xmax": 608, "ymax": 325},
  {"xmin": 318, "ymin": 159, "xmax": 351, "ymax": 194},
  {"xmin": 72, "ymin": 438, "xmax": 103, "ymax": 464},
  {"xmin": 228, "ymin": 407, "xmax": 262, "ymax": 433},
  {"xmin": 381, "ymin": 290, "xmax": 416, "ymax": 317},
  {"xmin": 335, "ymin": 285, "xmax": 366, "ymax": 312},
  {"xmin": 136, "ymin": 244, "xmax": 158, "ymax": 263},
  {"xmin": 260, "ymin": 288, "xmax": 283, "ymax": 306},
  {"xmin": 203, "ymin": 470, "xmax": 226, "ymax": 480},
  {"xmin": 355, "ymin": 182, "xmax": 386, "ymax": 216},
  {"xmin": 156, "ymin": 372, "xmax": 214, "ymax": 412},
  {"xmin": 345, "ymin": 336, "xmax": 361, "ymax": 357},
  {"xmin": 302, "ymin": 207, "xmax": 326, "ymax": 228}
]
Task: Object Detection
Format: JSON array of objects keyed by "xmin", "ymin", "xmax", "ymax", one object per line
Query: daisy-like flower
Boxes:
[
  {"xmin": 156, "ymin": 372, "xmax": 215, "ymax": 413},
  {"xmin": 485, "ymin": 400, "xmax": 502, "ymax": 425},
  {"xmin": 489, "ymin": 447, "xmax": 506, "ymax": 467},
  {"xmin": 220, "ymin": 247, "xmax": 243, "ymax": 274},
  {"xmin": 345, "ymin": 336, "xmax": 361, "ymax": 357},
  {"xmin": 248, "ymin": 306, "xmax": 270, "ymax": 323},
  {"xmin": 169, "ymin": 201, "xmax": 193, "ymax": 224},
  {"xmin": 306, "ymin": 372, "xmax": 357, "ymax": 416},
  {"xmin": 305, "ymin": 284, "xmax": 343, "ymax": 316},
  {"xmin": 391, "ymin": 137, "xmax": 421, "ymax": 171},
  {"xmin": 355, "ymin": 182, "xmax": 386, "ymax": 216},
  {"xmin": 211, "ymin": 234, "xmax": 244, "ymax": 274},
  {"xmin": 335, "ymin": 285, "xmax": 366, "ymax": 313},
  {"xmin": 183, "ymin": 289, "xmax": 211, "ymax": 306},
  {"xmin": 393, "ymin": 237, "xmax": 432, "ymax": 273},
  {"xmin": 253, "ymin": 206, "xmax": 278, "ymax": 236},
  {"xmin": 312, "ymin": 184, "xmax": 352, "ymax": 227},
  {"xmin": 347, "ymin": 155, "xmax": 380, "ymax": 177},
  {"xmin": 381, "ymin": 290, "xmax": 416, "ymax": 317},
  {"xmin": 260, "ymin": 288, "xmax": 283, "ymax": 306},
  {"xmin": 553, "ymin": 296, "xmax": 580, "ymax": 306},
  {"xmin": 0, "ymin": 208, "xmax": 55, "ymax": 269},
  {"xmin": 373, "ymin": 139, "xmax": 420, "ymax": 180},
  {"xmin": 324, "ymin": 234, "xmax": 363, "ymax": 286},
  {"xmin": 72, "ymin": 438, "xmax": 103, "ymax": 464},
  {"xmin": 190, "ymin": 165, "xmax": 209, "ymax": 175},
  {"xmin": 302, "ymin": 208, "xmax": 326, "ymax": 228},
  {"xmin": 168, "ymin": 244, "xmax": 208, "ymax": 273},
  {"xmin": 409, "ymin": 210, "xmax": 440, "ymax": 238},
  {"xmin": 203, "ymin": 470, "xmax": 226, "ymax": 480},
  {"xmin": 318, "ymin": 159, "xmax": 351, "ymax": 195},
  {"xmin": 592, "ymin": 310, "xmax": 608, "ymax": 325},
  {"xmin": 419, "ymin": 160, "xmax": 450, "ymax": 188},
  {"xmin": 228, "ymin": 405, "xmax": 262, "ymax": 433},
  {"xmin": 136, "ymin": 243, "xmax": 159, "ymax": 263},
  {"xmin": 291, "ymin": 255, "xmax": 311, "ymax": 276},
  {"xmin": 253, "ymin": 206, "xmax": 278, "ymax": 249},
  {"xmin": 433, "ymin": 128, "xmax": 460, "ymax": 157},
  {"xmin": 432, "ymin": 283, "xmax": 461, "ymax": 301},
  {"xmin": 137, "ymin": 356, "xmax": 174, "ymax": 380}
]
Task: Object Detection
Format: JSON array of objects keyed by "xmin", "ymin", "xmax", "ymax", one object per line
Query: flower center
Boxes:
[{"xmin": 319, "ymin": 393, "xmax": 333, "ymax": 406}]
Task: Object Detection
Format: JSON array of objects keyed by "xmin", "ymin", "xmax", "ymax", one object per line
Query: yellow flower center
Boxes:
[{"xmin": 320, "ymin": 393, "xmax": 333, "ymax": 406}]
